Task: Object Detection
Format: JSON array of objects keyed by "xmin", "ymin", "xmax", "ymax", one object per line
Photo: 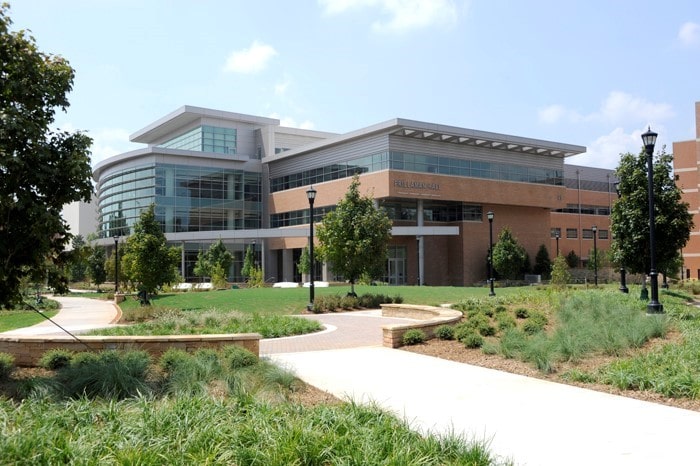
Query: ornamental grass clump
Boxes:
[
  {"xmin": 0, "ymin": 352, "xmax": 14, "ymax": 380},
  {"xmin": 38, "ymin": 349, "xmax": 73, "ymax": 370}
]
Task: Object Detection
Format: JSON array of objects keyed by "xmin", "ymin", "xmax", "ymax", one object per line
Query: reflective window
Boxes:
[{"xmin": 159, "ymin": 125, "xmax": 237, "ymax": 155}]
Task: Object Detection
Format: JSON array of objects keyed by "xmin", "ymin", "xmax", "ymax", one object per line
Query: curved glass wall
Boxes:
[{"xmin": 98, "ymin": 163, "xmax": 261, "ymax": 237}]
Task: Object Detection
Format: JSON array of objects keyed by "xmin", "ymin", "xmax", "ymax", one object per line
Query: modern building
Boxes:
[
  {"xmin": 93, "ymin": 105, "xmax": 615, "ymax": 286},
  {"xmin": 673, "ymin": 101, "xmax": 700, "ymax": 280}
]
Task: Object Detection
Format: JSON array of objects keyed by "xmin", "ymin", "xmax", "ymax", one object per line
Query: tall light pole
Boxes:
[
  {"xmin": 555, "ymin": 232, "xmax": 560, "ymax": 257},
  {"xmin": 591, "ymin": 225, "xmax": 598, "ymax": 286},
  {"xmin": 487, "ymin": 211, "xmax": 495, "ymax": 297},
  {"xmin": 113, "ymin": 235, "xmax": 119, "ymax": 293},
  {"xmin": 642, "ymin": 127, "xmax": 663, "ymax": 314},
  {"xmin": 306, "ymin": 186, "xmax": 317, "ymax": 311}
]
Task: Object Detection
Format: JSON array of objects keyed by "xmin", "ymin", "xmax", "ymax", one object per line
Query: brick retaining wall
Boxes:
[
  {"xmin": 0, "ymin": 333, "xmax": 261, "ymax": 367},
  {"xmin": 380, "ymin": 304, "xmax": 462, "ymax": 348}
]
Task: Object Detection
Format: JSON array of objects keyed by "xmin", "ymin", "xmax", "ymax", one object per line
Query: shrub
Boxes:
[
  {"xmin": 453, "ymin": 322, "xmax": 475, "ymax": 341},
  {"xmin": 159, "ymin": 348, "xmax": 191, "ymax": 375},
  {"xmin": 222, "ymin": 345, "xmax": 258, "ymax": 369},
  {"xmin": 402, "ymin": 329, "xmax": 426, "ymax": 346},
  {"xmin": 461, "ymin": 332, "xmax": 484, "ymax": 349},
  {"xmin": 523, "ymin": 312, "xmax": 548, "ymax": 335},
  {"xmin": 340, "ymin": 295, "xmax": 358, "ymax": 310},
  {"xmin": 39, "ymin": 349, "xmax": 74, "ymax": 370},
  {"xmin": 496, "ymin": 313, "xmax": 516, "ymax": 331},
  {"xmin": 58, "ymin": 350, "xmax": 152, "ymax": 399},
  {"xmin": 0, "ymin": 352, "xmax": 15, "ymax": 380},
  {"xmin": 392, "ymin": 295, "xmax": 404, "ymax": 304},
  {"xmin": 514, "ymin": 308, "xmax": 529, "ymax": 319},
  {"xmin": 477, "ymin": 323, "xmax": 497, "ymax": 337},
  {"xmin": 434, "ymin": 325, "xmax": 455, "ymax": 341},
  {"xmin": 494, "ymin": 305, "xmax": 507, "ymax": 314}
]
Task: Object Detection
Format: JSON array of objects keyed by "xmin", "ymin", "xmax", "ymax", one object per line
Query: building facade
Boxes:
[
  {"xmin": 93, "ymin": 106, "xmax": 614, "ymax": 286},
  {"xmin": 673, "ymin": 101, "xmax": 700, "ymax": 280}
]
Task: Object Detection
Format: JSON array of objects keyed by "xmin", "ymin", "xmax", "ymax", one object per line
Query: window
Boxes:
[
  {"xmin": 598, "ymin": 230, "xmax": 609, "ymax": 240},
  {"xmin": 582, "ymin": 229, "xmax": 594, "ymax": 239},
  {"xmin": 550, "ymin": 227, "xmax": 561, "ymax": 238},
  {"xmin": 566, "ymin": 228, "xmax": 578, "ymax": 239}
]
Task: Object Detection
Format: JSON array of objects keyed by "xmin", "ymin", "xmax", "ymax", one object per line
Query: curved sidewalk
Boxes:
[
  {"xmin": 1, "ymin": 296, "xmax": 120, "ymax": 336},
  {"xmin": 267, "ymin": 316, "xmax": 700, "ymax": 466}
]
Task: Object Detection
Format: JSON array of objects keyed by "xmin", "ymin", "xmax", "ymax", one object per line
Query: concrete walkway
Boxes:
[
  {"xmin": 1, "ymin": 296, "xmax": 120, "ymax": 336},
  {"xmin": 6, "ymin": 298, "xmax": 700, "ymax": 464}
]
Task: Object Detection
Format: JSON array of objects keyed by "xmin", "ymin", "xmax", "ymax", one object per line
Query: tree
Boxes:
[
  {"xmin": 550, "ymin": 254, "xmax": 571, "ymax": 289},
  {"xmin": 120, "ymin": 205, "xmax": 180, "ymax": 298},
  {"xmin": 86, "ymin": 245, "xmax": 107, "ymax": 290},
  {"xmin": 317, "ymin": 175, "xmax": 392, "ymax": 296},
  {"xmin": 610, "ymin": 147, "xmax": 693, "ymax": 277},
  {"xmin": 68, "ymin": 235, "xmax": 89, "ymax": 282},
  {"xmin": 241, "ymin": 245, "xmax": 256, "ymax": 281},
  {"xmin": 565, "ymin": 250, "xmax": 579, "ymax": 268},
  {"xmin": 0, "ymin": 5, "xmax": 93, "ymax": 307},
  {"xmin": 533, "ymin": 244, "xmax": 552, "ymax": 279},
  {"xmin": 194, "ymin": 239, "xmax": 233, "ymax": 288},
  {"xmin": 491, "ymin": 227, "xmax": 526, "ymax": 281}
]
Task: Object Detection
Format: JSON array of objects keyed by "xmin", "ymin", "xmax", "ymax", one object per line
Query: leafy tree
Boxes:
[
  {"xmin": 610, "ymin": 147, "xmax": 693, "ymax": 276},
  {"xmin": 565, "ymin": 250, "xmax": 579, "ymax": 268},
  {"xmin": 297, "ymin": 245, "xmax": 314, "ymax": 279},
  {"xmin": 317, "ymin": 175, "xmax": 392, "ymax": 296},
  {"xmin": 194, "ymin": 239, "xmax": 233, "ymax": 284},
  {"xmin": 0, "ymin": 5, "xmax": 93, "ymax": 307},
  {"xmin": 533, "ymin": 244, "xmax": 552, "ymax": 279},
  {"xmin": 120, "ymin": 205, "xmax": 180, "ymax": 297},
  {"xmin": 86, "ymin": 245, "xmax": 107, "ymax": 290},
  {"xmin": 241, "ymin": 245, "xmax": 256, "ymax": 281},
  {"xmin": 68, "ymin": 235, "xmax": 89, "ymax": 282},
  {"xmin": 491, "ymin": 227, "xmax": 526, "ymax": 281},
  {"xmin": 587, "ymin": 248, "xmax": 606, "ymax": 273},
  {"xmin": 550, "ymin": 254, "xmax": 571, "ymax": 289}
]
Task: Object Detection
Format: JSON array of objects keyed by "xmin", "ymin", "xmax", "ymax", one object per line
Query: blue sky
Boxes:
[{"xmin": 9, "ymin": 0, "xmax": 700, "ymax": 169}]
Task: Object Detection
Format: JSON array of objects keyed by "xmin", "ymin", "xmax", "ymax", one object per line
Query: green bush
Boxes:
[
  {"xmin": 434, "ymin": 325, "xmax": 455, "ymax": 340},
  {"xmin": 523, "ymin": 312, "xmax": 548, "ymax": 335},
  {"xmin": 58, "ymin": 350, "xmax": 152, "ymax": 399},
  {"xmin": 461, "ymin": 332, "xmax": 484, "ymax": 349},
  {"xmin": 392, "ymin": 295, "xmax": 404, "ymax": 304},
  {"xmin": 402, "ymin": 329, "xmax": 426, "ymax": 346},
  {"xmin": 477, "ymin": 323, "xmax": 497, "ymax": 337},
  {"xmin": 222, "ymin": 345, "xmax": 258, "ymax": 369},
  {"xmin": 159, "ymin": 348, "xmax": 190, "ymax": 375},
  {"xmin": 0, "ymin": 352, "xmax": 15, "ymax": 379},
  {"xmin": 453, "ymin": 322, "xmax": 475, "ymax": 341},
  {"xmin": 495, "ymin": 313, "xmax": 516, "ymax": 331},
  {"xmin": 340, "ymin": 295, "xmax": 358, "ymax": 310},
  {"xmin": 39, "ymin": 349, "xmax": 74, "ymax": 370},
  {"xmin": 514, "ymin": 308, "xmax": 529, "ymax": 319}
]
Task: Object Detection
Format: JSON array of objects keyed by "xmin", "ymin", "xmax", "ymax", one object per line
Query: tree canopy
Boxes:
[
  {"xmin": 316, "ymin": 175, "xmax": 392, "ymax": 294},
  {"xmin": 0, "ymin": 4, "xmax": 93, "ymax": 306},
  {"xmin": 120, "ymin": 205, "xmax": 180, "ymax": 295},
  {"xmin": 492, "ymin": 227, "xmax": 526, "ymax": 281},
  {"xmin": 610, "ymin": 147, "xmax": 693, "ymax": 277}
]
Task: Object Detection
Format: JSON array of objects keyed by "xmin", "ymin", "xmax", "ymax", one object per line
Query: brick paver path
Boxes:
[{"xmin": 260, "ymin": 310, "xmax": 415, "ymax": 355}]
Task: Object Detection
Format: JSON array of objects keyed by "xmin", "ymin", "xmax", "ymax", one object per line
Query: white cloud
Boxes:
[
  {"xmin": 274, "ymin": 78, "xmax": 291, "ymax": 96},
  {"xmin": 539, "ymin": 91, "xmax": 674, "ymax": 126},
  {"xmin": 678, "ymin": 22, "xmax": 700, "ymax": 46},
  {"xmin": 269, "ymin": 112, "xmax": 316, "ymax": 130},
  {"xmin": 223, "ymin": 41, "xmax": 277, "ymax": 74},
  {"xmin": 319, "ymin": 0, "xmax": 460, "ymax": 33},
  {"xmin": 568, "ymin": 127, "xmax": 641, "ymax": 169},
  {"xmin": 88, "ymin": 128, "xmax": 134, "ymax": 166}
]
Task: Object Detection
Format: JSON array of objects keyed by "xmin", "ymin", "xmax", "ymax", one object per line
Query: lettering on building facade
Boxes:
[{"xmin": 393, "ymin": 179, "xmax": 440, "ymax": 191}]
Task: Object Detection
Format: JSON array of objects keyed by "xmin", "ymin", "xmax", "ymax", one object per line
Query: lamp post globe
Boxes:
[
  {"xmin": 306, "ymin": 186, "xmax": 317, "ymax": 311},
  {"xmin": 487, "ymin": 211, "xmax": 495, "ymax": 297},
  {"xmin": 642, "ymin": 127, "xmax": 663, "ymax": 314}
]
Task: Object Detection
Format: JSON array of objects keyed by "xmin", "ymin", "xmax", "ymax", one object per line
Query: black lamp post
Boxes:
[
  {"xmin": 306, "ymin": 186, "xmax": 317, "ymax": 310},
  {"xmin": 555, "ymin": 232, "xmax": 560, "ymax": 257},
  {"xmin": 591, "ymin": 225, "xmax": 598, "ymax": 286},
  {"xmin": 487, "ymin": 211, "xmax": 495, "ymax": 297},
  {"xmin": 642, "ymin": 127, "xmax": 663, "ymax": 314},
  {"xmin": 113, "ymin": 235, "xmax": 119, "ymax": 293},
  {"xmin": 619, "ymin": 267, "xmax": 629, "ymax": 293}
]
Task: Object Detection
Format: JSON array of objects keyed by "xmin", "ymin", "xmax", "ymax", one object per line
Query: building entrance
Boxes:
[{"xmin": 385, "ymin": 246, "xmax": 406, "ymax": 285}]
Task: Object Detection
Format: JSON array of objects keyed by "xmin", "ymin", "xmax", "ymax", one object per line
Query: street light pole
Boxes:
[
  {"xmin": 306, "ymin": 186, "xmax": 317, "ymax": 311},
  {"xmin": 619, "ymin": 267, "xmax": 629, "ymax": 293},
  {"xmin": 487, "ymin": 211, "xmax": 495, "ymax": 297},
  {"xmin": 642, "ymin": 127, "xmax": 663, "ymax": 314},
  {"xmin": 113, "ymin": 235, "xmax": 119, "ymax": 293},
  {"xmin": 592, "ymin": 225, "xmax": 598, "ymax": 286},
  {"xmin": 555, "ymin": 233, "xmax": 560, "ymax": 257}
]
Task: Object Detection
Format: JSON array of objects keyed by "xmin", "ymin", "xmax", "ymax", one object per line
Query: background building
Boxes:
[
  {"xmin": 673, "ymin": 101, "xmax": 700, "ymax": 279},
  {"xmin": 93, "ymin": 105, "xmax": 615, "ymax": 285}
]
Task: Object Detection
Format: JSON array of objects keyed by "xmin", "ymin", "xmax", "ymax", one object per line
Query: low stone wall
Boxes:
[
  {"xmin": 380, "ymin": 304, "xmax": 462, "ymax": 348},
  {"xmin": 0, "ymin": 333, "xmax": 261, "ymax": 367}
]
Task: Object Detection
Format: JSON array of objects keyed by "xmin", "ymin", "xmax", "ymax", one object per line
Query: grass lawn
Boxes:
[
  {"xmin": 0, "ymin": 308, "xmax": 59, "ymax": 332},
  {"xmin": 119, "ymin": 284, "xmax": 524, "ymax": 315}
]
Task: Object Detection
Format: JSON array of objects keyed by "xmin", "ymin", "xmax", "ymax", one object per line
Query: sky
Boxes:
[{"xmin": 8, "ymin": 0, "xmax": 700, "ymax": 170}]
